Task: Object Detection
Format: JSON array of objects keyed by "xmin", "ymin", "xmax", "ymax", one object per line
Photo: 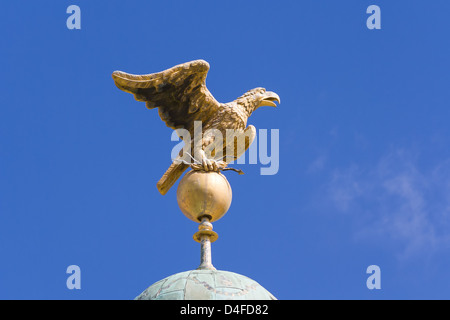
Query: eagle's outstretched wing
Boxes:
[{"xmin": 112, "ymin": 60, "xmax": 221, "ymax": 135}]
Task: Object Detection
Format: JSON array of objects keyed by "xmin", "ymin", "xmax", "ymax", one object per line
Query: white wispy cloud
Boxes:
[
  {"xmin": 327, "ymin": 148, "xmax": 450, "ymax": 260},
  {"xmin": 307, "ymin": 155, "xmax": 327, "ymax": 174}
]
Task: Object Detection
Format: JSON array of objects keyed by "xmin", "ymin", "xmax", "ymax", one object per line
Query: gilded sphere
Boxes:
[{"xmin": 177, "ymin": 170, "xmax": 232, "ymax": 222}]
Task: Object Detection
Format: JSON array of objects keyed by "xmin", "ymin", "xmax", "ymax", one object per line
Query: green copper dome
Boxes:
[{"xmin": 135, "ymin": 269, "xmax": 276, "ymax": 300}]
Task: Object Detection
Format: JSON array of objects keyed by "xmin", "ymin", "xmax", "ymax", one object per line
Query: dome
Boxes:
[{"xmin": 135, "ymin": 269, "xmax": 276, "ymax": 300}]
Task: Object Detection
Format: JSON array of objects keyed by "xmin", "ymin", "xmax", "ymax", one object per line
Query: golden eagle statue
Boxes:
[{"xmin": 112, "ymin": 60, "xmax": 280, "ymax": 195}]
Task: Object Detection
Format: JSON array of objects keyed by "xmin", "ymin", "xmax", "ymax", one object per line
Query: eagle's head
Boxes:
[{"xmin": 236, "ymin": 88, "xmax": 280, "ymax": 116}]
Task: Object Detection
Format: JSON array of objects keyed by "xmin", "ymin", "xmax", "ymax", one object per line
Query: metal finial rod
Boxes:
[{"xmin": 194, "ymin": 217, "xmax": 218, "ymax": 270}]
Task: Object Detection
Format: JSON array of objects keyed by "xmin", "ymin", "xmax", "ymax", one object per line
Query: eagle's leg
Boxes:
[{"xmin": 200, "ymin": 149, "xmax": 220, "ymax": 172}]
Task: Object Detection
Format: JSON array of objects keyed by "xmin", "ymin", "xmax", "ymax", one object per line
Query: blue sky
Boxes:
[{"xmin": 1, "ymin": 0, "xmax": 450, "ymax": 299}]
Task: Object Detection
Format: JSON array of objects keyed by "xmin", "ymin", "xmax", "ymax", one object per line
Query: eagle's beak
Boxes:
[{"xmin": 258, "ymin": 91, "xmax": 281, "ymax": 107}]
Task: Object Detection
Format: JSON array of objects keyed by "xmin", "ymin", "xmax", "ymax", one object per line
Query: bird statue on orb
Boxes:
[{"xmin": 112, "ymin": 60, "xmax": 280, "ymax": 195}]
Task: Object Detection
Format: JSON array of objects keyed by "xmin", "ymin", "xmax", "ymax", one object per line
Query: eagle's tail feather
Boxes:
[{"xmin": 157, "ymin": 162, "xmax": 189, "ymax": 195}]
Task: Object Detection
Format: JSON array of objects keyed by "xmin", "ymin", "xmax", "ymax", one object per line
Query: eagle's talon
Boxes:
[{"xmin": 201, "ymin": 157, "xmax": 221, "ymax": 172}]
